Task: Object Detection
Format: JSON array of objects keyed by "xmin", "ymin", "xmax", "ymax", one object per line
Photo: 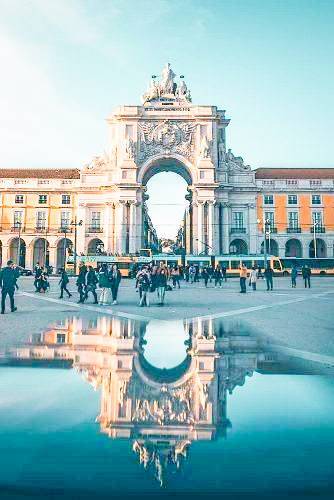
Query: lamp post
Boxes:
[
  {"xmin": 196, "ymin": 238, "xmax": 213, "ymax": 255},
  {"xmin": 313, "ymin": 220, "xmax": 318, "ymax": 258},
  {"xmin": 17, "ymin": 221, "xmax": 22, "ymax": 267},
  {"xmin": 44, "ymin": 225, "xmax": 48, "ymax": 269},
  {"xmin": 71, "ymin": 217, "xmax": 83, "ymax": 275},
  {"xmin": 63, "ymin": 227, "xmax": 68, "ymax": 270},
  {"xmin": 263, "ymin": 218, "xmax": 270, "ymax": 268}
]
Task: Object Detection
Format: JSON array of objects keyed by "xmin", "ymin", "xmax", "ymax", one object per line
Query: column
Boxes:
[
  {"xmin": 207, "ymin": 201, "xmax": 214, "ymax": 255},
  {"xmin": 222, "ymin": 203, "xmax": 230, "ymax": 254},
  {"xmin": 117, "ymin": 201, "xmax": 127, "ymax": 255},
  {"xmin": 248, "ymin": 203, "xmax": 257, "ymax": 254},
  {"xmin": 76, "ymin": 203, "xmax": 86, "ymax": 255},
  {"xmin": 197, "ymin": 202, "xmax": 203, "ymax": 255},
  {"xmin": 129, "ymin": 202, "xmax": 136, "ymax": 254},
  {"xmin": 104, "ymin": 202, "xmax": 113, "ymax": 254}
]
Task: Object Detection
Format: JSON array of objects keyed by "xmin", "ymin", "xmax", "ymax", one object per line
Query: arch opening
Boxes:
[
  {"xmin": 229, "ymin": 239, "xmax": 248, "ymax": 255},
  {"xmin": 87, "ymin": 238, "xmax": 104, "ymax": 256},
  {"xmin": 145, "ymin": 171, "xmax": 189, "ymax": 252},
  {"xmin": 56, "ymin": 238, "xmax": 73, "ymax": 270},
  {"xmin": 33, "ymin": 238, "xmax": 49, "ymax": 269},
  {"xmin": 261, "ymin": 239, "xmax": 279, "ymax": 256},
  {"xmin": 309, "ymin": 238, "xmax": 327, "ymax": 258},
  {"xmin": 9, "ymin": 238, "xmax": 26, "ymax": 267},
  {"xmin": 285, "ymin": 239, "xmax": 302, "ymax": 258}
]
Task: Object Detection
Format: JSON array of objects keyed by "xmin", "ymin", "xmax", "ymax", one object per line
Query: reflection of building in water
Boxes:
[{"xmin": 2, "ymin": 316, "xmax": 312, "ymax": 486}]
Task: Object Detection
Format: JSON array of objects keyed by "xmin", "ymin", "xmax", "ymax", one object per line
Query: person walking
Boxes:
[
  {"xmin": 239, "ymin": 263, "xmax": 248, "ymax": 293},
  {"xmin": 208, "ymin": 265, "xmax": 214, "ymax": 284},
  {"xmin": 202, "ymin": 266, "xmax": 209, "ymax": 287},
  {"xmin": 214, "ymin": 265, "xmax": 223, "ymax": 288},
  {"xmin": 302, "ymin": 265, "xmax": 311, "ymax": 288},
  {"xmin": 291, "ymin": 265, "xmax": 298, "ymax": 288},
  {"xmin": 110, "ymin": 263, "xmax": 122, "ymax": 305},
  {"xmin": 34, "ymin": 263, "xmax": 42, "ymax": 292},
  {"xmin": 98, "ymin": 264, "xmax": 112, "ymax": 305},
  {"xmin": 59, "ymin": 268, "xmax": 72, "ymax": 298},
  {"xmin": 171, "ymin": 266, "xmax": 181, "ymax": 289},
  {"xmin": 38, "ymin": 267, "xmax": 50, "ymax": 293},
  {"xmin": 189, "ymin": 265, "xmax": 196, "ymax": 284},
  {"xmin": 249, "ymin": 266, "xmax": 258, "ymax": 291},
  {"xmin": 221, "ymin": 265, "xmax": 227, "ymax": 282},
  {"xmin": 264, "ymin": 264, "xmax": 274, "ymax": 291},
  {"xmin": 85, "ymin": 266, "xmax": 98, "ymax": 303},
  {"xmin": 136, "ymin": 266, "xmax": 151, "ymax": 307},
  {"xmin": 76, "ymin": 262, "xmax": 88, "ymax": 303},
  {"xmin": 0, "ymin": 260, "xmax": 18, "ymax": 314},
  {"xmin": 156, "ymin": 268, "xmax": 167, "ymax": 305}
]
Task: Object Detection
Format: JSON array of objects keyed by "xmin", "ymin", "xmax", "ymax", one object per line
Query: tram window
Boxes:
[
  {"xmin": 219, "ymin": 260, "xmax": 229, "ymax": 268},
  {"xmin": 273, "ymin": 260, "xmax": 281, "ymax": 270},
  {"xmin": 242, "ymin": 260, "xmax": 252, "ymax": 268},
  {"xmin": 231, "ymin": 260, "xmax": 240, "ymax": 269}
]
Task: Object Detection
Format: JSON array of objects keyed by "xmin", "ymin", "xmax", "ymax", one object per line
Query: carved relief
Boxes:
[{"xmin": 138, "ymin": 120, "xmax": 196, "ymax": 162}]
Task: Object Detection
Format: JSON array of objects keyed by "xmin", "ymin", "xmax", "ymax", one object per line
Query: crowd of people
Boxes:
[{"xmin": 0, "ymin": 259, "xmax": 314, "ymax": 314}]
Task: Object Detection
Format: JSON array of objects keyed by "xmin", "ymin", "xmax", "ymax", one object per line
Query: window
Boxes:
[
  {"xmin": 286, "ymin": 179, "xmax": 298, "ymax": 186},
  {"xmin": 36, "ymin": 211, "xmax": 46, "ymax": 230},
  {"xmin": 91, "ymin": 211, "xmax": 101, "ymax": 229},
  {"xmin": 15, "ymin": 194, "xmax": 24, "ymax": 204},
  {"xmin": 288, "ymin": 212, "xmax": 299, "ymax": 229},
  {"xmin": 61, "ymin": 194, "xmax": 71, "ymax": 205},
  {"xmin": 264, "ymin": 211, "xmax": 275, "ymax": 228},
  {"xmin": 310, "ymin": 180, "xmax": 322, "ymax": 187},
  {"xmin": 200, "ymin": 170, "xmax": 205, "ymax": 179},
  {"xmin": 56, "ymin": 334, "xmax": 66, "ymax": 344},
  {"xmin": 232, "ymin": 212, "xmax": 244, "ymax": 229},
  {"xmin": 60, "ymin": 211, "xmax": 71, "ymax": 230},
  {"xmin": 263, "ymin": 180, "xmax": 274, "ymax": 186},
  {"xmin": 263, "ymin": 195, "xmax": 273, "ymax": 205},
  {"xmin": 311, "ymin": 194, "xmax": 321, "ymax": 205},
  {"xmin": 288, "ymin": 194, "xmax": 297, "ymax": 205},
  {"xmin": 312, "ymin": 212, "xmax": 322, "ymax": 226},
  {"xmin": 39, "ymin": 194, "xmax": 47, "ymax": 204},
  {"xmin": 122, "ymin": 170, "xmax": 127, "ymax": 179},
  {"xmin": 13, "ymin": 211, "xmax": 23, "ymax": 228}
]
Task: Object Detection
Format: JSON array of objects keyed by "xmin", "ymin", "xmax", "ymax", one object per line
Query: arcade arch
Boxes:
[
  {"xmin": 56, "ymin": 238, "xmax": 73, "ymax": 270},
  {"xmin": 229, "ymin": 238, "xmax": 248, "ymax": 255},
  {"xmin": 9, "ymin": 237, "xmax": 26, "ymax": 267},
  {"xmin": 285, "ymin": 239, "xmax": 302, "ymax": 258},
  {"xmin": 32, "ymin": 238, "xmax": 49, "ymax": 268},
  {"xmin": 261, "ymin": 239, "xmax": 279, "ymax": 256},
  {"xmin": 309, "ymin": 238, "xmax": 327, "ymax": 258},
  {"xmin": 87, "ymin": 238, "xmax": 104, "ymax": 255}
]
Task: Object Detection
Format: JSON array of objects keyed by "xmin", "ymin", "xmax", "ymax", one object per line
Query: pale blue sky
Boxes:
[{"xmin": 0, "ymin": 0, "xmax": 333, "ymax": 237}]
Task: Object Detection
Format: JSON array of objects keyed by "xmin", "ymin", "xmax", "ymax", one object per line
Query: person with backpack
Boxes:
[
  {"xmin": 59, "ymin": 268, "xmax": 72, "ymax": 299},
  {"xmin": 136, "ymin": 266, "xmax": 151, "ymax": 307}
]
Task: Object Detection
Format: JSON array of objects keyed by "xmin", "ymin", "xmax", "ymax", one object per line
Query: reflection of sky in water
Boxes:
[
  {"xmin": 143, "ymin": 320, "xmax": 188, "ymax": 368},
  {"xmin": 0, "ymin": 368, "xmax": 334, "ymax": 495}
]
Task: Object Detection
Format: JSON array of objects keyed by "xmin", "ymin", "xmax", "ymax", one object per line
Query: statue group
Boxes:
[{"xmin": 143, "ymin": 63, "xmax": 191, "ymax": 103}]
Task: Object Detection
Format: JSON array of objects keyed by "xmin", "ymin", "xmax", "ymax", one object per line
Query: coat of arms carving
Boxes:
[{"xmin": 138, "ymin": 120, "xmax": 196, "ymax": 162}]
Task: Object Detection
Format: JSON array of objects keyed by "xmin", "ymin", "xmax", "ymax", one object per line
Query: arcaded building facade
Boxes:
[{"xmin": 0, "ymin": 65, "xmax": 333, "ymax": 269}]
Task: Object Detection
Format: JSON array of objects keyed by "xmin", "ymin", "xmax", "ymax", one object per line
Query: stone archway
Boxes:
[
  {"xmin": 87, "ymin": 238, "xmax": 104, "ymax": 255},
  {"xmin": 309, "ymin": 238, "xmax": 327, "ymax": 258},
  {"xmin": 285, "ymin": 239, "xmax": 302, "ymax": 258},
  {"xmin": 32, "ymin": 238, "xmax": 49, "ymax": 268},
  {"xmin": 261, "ymin": 238, "xmax": 279, "ymax": 256},
  {"xmin": 56, "ymin": 238, "xmax": 73, "ymax": 270},
  {"xmin": 229, "ymin": 239, "xmax": 248, "ymax": 255},
  {"xmin": 9, "ymin": 237, "xmax": 26, "ymax": 267}
]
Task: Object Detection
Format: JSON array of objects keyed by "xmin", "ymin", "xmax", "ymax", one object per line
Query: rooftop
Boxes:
[
  {"xmin": 0, "ymin": 168, "xmax": 80, "ymax": 179},
  {"xmin": 255, "ymin": 168, "xmax": 334, "ymax": 179}
]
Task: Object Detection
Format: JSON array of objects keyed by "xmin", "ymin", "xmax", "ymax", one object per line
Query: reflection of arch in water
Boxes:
[{"xmin": 136, "ymin": 353, "xmax": 193, "ymax": 385}]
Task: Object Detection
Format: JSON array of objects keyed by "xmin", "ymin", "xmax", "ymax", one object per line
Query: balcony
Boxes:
[
  {"xmin": 230, "ymin": 227, "xmax": 246, "ymax": 234},
  {"xmin": 34, "ymin": 226, "xmax": 48, "ymax": 233},
  {"xmin": 310, "ymin": 226, "xmax": 326, "ymax": 233},
  {"xmin": 59, "ymin": 227, "xmax": 73, "ymax": 234},
  {"xmin": 86, "ymin": 226, "xmax": 103, "ymax": 234},
  {"xmin": 262, "ymin": 227, "xmax": 277, "ymax": 234},
  {"xmin": 11, "ymin": 225, "xmax": 25, "ymax": 232},
  {"xmin": 287, "ymin": 227, "xmax": 301, "ymax": 233}
]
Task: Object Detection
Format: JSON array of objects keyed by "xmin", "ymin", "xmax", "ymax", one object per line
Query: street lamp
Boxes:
[
  {"xmin": 196, "ymin": 238, "xmax": 213, "ymax": 256},
  {"xmin": 16, "ymin": 221, "xmax": 22, "ymax": 267},
  {"xmin": 312, "ymin": 220, "xmax": 318, "ymax": 258},
  {"xmin": 71, "ymin": 217, "xmax": 83, "ymax": 275},
  {"xmin": 260, "ymin": 218, "xmax": 271, "ymax": 268}
]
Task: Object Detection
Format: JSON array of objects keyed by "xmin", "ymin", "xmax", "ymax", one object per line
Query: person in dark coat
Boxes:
[
  {"xmin": 213, "ymin": 265, "xmax": 223, "ymax": 288},
  {"xmin": 302, "ymin": 265, "xmax": 311, "ymax": 288},
  {"xmin": 85, "ymin": 266, "xmax": 98, "ymax": 303},
  {"xmin": 221, "ymin": 265, "xmax": 227, "ymax": 282},
  {"xmin": 59, "ymin": 268, "xmax": 72, "ymax": 299},
  {"xmin": 202, "ymin": 267, "xmax": 209, "ymax": 287},
  {"xmin": 156, "ymin": 268, "xmax": 167, "ymax": 305},
  {"xmin": 0, "ymin": 260, "xmax": 18, "ymax": 314},
  {"xmin": 109, "ymin": 264, "xmax": 122, "ymax": 305},
  {"xmin": 34, "ymin": 263, "xmax": 42, "ymax": 292},
  {"xmin": 76, "ymin": 263, "xmax": 88, "ymax": 303},
  {"xmin": 291, "ymin": 265, "xmax": 298, "ymax": 288},
  {"xmin": 264, "ymin": 264, "xmax": 274, "ymax": 291}
]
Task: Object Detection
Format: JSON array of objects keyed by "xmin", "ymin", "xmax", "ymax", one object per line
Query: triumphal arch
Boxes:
[{"xmin": 78, "ymin": 64, "xmax": 257, "ymax": 255}]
